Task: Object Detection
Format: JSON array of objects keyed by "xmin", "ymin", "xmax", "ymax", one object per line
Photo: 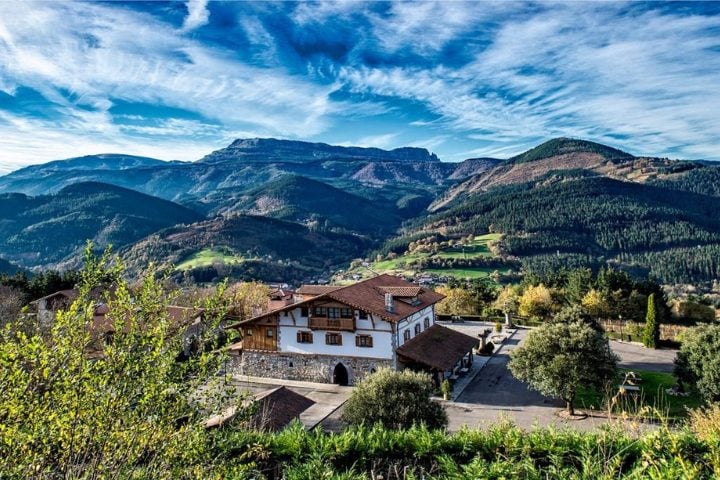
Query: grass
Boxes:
[
  {"xmin": 175, "ymin": 247, "xmax": 248, "ymax": 271},
  {"xmin": 575, "ymin": 369, "xmax": 703, "ymax": 419},
  {"xmin": 351, "ymin": 233, "xmax": 505, "ymax": 281}
]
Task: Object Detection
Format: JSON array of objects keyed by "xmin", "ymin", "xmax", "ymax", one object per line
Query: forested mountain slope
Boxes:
[
  {"xmin": 0, "ymin": 182, "xmax": 203, "ymax": 269},
  {"xmin": 122, "ymin": 214, "xmax": 370, "ymax": 283},
  {"xmin": 400, "ymin": 171, "xmax": 720, "ymax": 283},
  {"xmin": 206, "ymin": 175, "xmax": 400, "ymax": 235}
]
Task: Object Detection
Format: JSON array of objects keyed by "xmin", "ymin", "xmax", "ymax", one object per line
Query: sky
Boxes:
[{"xmin": 0, "ymin": 1, "xmax": 719, "ymax": 173}]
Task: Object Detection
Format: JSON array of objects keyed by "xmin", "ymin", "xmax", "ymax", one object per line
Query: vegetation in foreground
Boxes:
[{"xmin": 1, "ymin": 252, "xmax": 719, "ymax": 478}]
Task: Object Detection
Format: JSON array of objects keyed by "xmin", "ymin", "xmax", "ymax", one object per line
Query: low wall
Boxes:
[{"xmin": 228, "ymin": 351, "xmax": 393, "ymax": 385}]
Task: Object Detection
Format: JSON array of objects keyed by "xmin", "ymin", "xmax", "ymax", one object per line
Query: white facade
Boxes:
[
  {"xmin": 396, "ymin": 305, "xmax": 435, "ymax": 348},
  {"xmin": 275, "ymin": 308, "xmax": 395, "ymax": 359},
  {"xmin": 265, "ymin": 302, "xmax": 438, "ymax": 362}
]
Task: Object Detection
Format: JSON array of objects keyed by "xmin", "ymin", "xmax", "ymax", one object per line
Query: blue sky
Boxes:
[{"xmin": 0, "ymin": 1, "xmax": 719, "ymax": 173}]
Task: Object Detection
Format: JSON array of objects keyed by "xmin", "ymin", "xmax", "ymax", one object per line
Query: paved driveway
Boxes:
[
  {"xmin": 448, "ymin": 326, "xmax": 678, "ymax": 431},
  {"xmin": 611, "ymin": 341, "xmax": 677, "ymax": 372}
]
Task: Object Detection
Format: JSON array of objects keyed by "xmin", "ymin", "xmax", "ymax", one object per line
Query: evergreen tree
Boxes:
[{"xmin": 643, "ymin": 293, "xmax": 660, "ymax": 349}]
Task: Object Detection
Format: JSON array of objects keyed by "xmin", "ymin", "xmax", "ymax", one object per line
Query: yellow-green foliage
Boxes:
[{"xmin": 0, "ymin": 245, "xmax": 241, "ymax": 479}]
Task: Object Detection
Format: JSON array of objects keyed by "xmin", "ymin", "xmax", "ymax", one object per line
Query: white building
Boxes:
[{"xmin": 226, "ymin": 274, "xmax": 477, "ymax": 385}]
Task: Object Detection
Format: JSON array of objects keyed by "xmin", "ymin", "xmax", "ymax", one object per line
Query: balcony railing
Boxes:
[{"xmin": 308, "ymin": 316, "xmax": 355, "ymax": 331}]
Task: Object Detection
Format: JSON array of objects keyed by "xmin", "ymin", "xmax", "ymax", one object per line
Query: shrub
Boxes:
[
  {"xmin": 675, "ymin": 323, "xmax": 720, "ymax": 402},
  {"xmin": 341, "ymin": 368, "xmax": 447, "ymax": 430}
]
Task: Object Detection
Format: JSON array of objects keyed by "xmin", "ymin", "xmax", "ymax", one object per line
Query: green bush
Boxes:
[{"xmin": 341, "ymin": 368, "xmax": 448, "ymax": 430}]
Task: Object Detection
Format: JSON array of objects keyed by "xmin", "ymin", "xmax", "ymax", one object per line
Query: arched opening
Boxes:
[{"xmin": 333, "ymin": 363, "xmax": 349, "ymax": 386}]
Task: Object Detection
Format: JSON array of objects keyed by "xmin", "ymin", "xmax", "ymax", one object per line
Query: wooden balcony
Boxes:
[{"xmin": 308, "ymin": 316, "xmax": 355, "ymax": 331}]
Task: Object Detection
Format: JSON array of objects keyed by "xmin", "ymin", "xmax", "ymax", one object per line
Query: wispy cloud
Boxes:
[{"xmin": 0, "ymin": 1, "xmax": 719, "ymax": 170}]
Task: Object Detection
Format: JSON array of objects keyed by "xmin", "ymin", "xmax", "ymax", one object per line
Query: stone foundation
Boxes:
[{"xmin": 229, "ymin": 351, "xmax": 393, "ymax": 385}]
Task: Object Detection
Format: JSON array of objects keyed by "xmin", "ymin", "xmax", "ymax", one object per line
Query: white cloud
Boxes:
[
  {"xmin": 340, "ymin": 3, "xmax": 720, "ymax": 160},
  {"xmin": 181, "ymin": 0, "xmax": 210, "ymax": 32},
  {"xmin": 0, "ymin": 0, "xmax": 342, "ymax": 168}
]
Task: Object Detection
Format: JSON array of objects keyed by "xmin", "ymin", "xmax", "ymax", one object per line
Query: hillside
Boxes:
[
  {"xmin": 207, "ymin": 175, "xmax": 399, "ymax": 235},
  {"xmin": 508, "ymin": 137, "xmax": 634, "ymax": 164},
  {"xmin": 122, "ymin": 214, "xmax": 370, "ymax": 283},
  {"xmin": 198, "ymin": 137, "xmax": 439, "ymax": 164},
  {"xmin": 0, "ymin": 182, "xmax": 203, "ymax": 269},
  {"xmin": 0, "ymin": 257, "xmax": 23, "ymax": 275},
  {"xmin": 398, "ymin": 170, "xmax": 720, "ymax": 284},
  {"xmin": 430, "ymin": 137, "xmax": 694, "ymax": 211},
  {"xmin": 0, "ymin": 139, "xmax": 493, "ymax": 206}
]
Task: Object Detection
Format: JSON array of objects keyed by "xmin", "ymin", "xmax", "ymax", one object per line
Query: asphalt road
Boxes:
[{"xmin": 448, "ymin": 326, "xmax": 678, "ymax": 431}]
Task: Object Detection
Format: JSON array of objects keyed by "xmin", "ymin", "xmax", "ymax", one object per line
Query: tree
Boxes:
[
  {"xmin": 227, "ymin": 281, "xmax": 271, "ymax": 320},
  {"xmin": 564, "ymin": 267, "xmax": 593, "ymax": 305},
  {"xmin": 643, "ymin": 293, "xmax": 660, "ymax": 349},
  {"xmin": 493, "ymin": 285, "xmax": 520, "ymax": 315},
  {"xmin": 0, "ymin": 246, "xmax": 240, "ymax": 477},
  {"xmin": 509, "ymin": 320, "xmax": 618, "ymax": 415},
  {"xmin": 435, "ymin": 287, "xmax": 476, "ymax": 316},
  {"xmin": 675, "ymin": 323, "xmax": 720, "ymax": 402},
  {"xmin": 341, "ymin": 368, "xmax": 447, "ymax": 430},
  {"xmin": 518, "ymin": 284, "xmax": 553, "ymax": 319},
  {"xmin": 581, "ymin": 288, "xmax": 607, "ymax": 319}
]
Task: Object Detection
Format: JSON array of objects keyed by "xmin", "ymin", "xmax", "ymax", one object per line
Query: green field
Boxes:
[
  {"xmin": 347, "ymin": 233, "xmax": 506, "ymax": 281},
  {"xmin": 575, "ymin": 369, "xmax": 702, "ymax": 419},
  {"xmin": 175, "ymin": 248, "xmax": 248, "ymax": 271}
]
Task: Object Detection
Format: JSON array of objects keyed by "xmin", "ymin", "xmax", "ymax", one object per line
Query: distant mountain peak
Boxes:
[
  {"xmin": 199, "ymin": 137, "xmax": 439, "ymax": 164},
  {"xmin": 510, "ymin": 137, "xmax": 634, "ymax": 164}
]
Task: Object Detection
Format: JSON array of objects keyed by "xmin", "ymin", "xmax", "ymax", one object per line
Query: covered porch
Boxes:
[{"xmin": 396, "ymin": 324, "xmax": 478, "ymax": 387}]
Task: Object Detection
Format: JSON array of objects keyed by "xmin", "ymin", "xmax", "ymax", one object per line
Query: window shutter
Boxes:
[{"xmin": 297, "ymin": 331, "xmax": 302, "ymax": 343}]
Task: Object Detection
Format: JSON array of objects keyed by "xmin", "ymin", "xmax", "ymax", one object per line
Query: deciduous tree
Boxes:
[{"xmin": 509, "ymin": 320, "xmax": 618, "ymax": 415}]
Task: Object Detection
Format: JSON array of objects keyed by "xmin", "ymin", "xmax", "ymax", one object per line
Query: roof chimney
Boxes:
[{"xmin": 385, "ymin": 293, "xmax": 395, "ymax": 313}]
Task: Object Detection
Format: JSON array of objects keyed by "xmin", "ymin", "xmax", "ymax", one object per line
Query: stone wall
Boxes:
[{"xmin": 228, "ymin": 350, "xmax": 393, "ymax": 385}]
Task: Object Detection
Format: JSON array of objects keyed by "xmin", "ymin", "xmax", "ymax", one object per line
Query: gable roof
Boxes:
[
  {"xmin": 296, "ymin": 285, "xmax": 343, "ymax": 296},
  {"xmin": 378, "ymin": 286, "xmax": 422, "ymax": 297},
  {"xmin": 396, "ymin": 324, "xmax": 477, "ymax": 371},
  {"xmin": 324, "ymin": 274, "xmax": 444, "ymax": 323},
  {"xmin": 205, "ymin": 386, "xmax": 314, "ymax": 431},
  {"xmin": 228, "ymin": 274, "xmax": 444, "ymax": 328}
]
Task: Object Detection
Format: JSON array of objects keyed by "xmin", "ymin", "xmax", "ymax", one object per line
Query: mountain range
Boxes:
[{"xmin": 1, "ymin": 136, "xmax": 718, "ymax": 285}]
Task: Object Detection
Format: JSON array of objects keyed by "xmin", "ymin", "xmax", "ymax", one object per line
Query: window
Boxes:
[
  {"xmin": 328, "ymin": 307, "xmax": 340, "ymax": 319},
  {"xmin": 358, "ymin": 310, "xmax": 368, "ymax": 320},
  {"xmin": 289, "ymin": 361, "xmax": 294, "ymax": 368},
  {"xmin": 424, "ymin": 317, "xmax": 430, "ymax": 329},
  {"xmin": 340, "ymin": 308, "xmax": 353, "ymax": 318},
  {"xmin": 297, "ymin": 331, "xmax": 313, "ymax": 344},
  {"xmin": 414, "ymin": 324, "xmax": 421, "ymax": 336},
  {"xmin": 245, "ymin": 328, "xmax": 253, "ymax": 336},
  {"xmin": 266, "ymin": 329, "xmax": 274, "ymax": 338},
  {"xmin": 326, "ymin": 332, "xmax": 343, "ymax": 345},
  {"xmin": 356, "ymin": 335, "xmax": 373, "ymax": 347},
  {"xmin": 314, "ymin": 307, "xmax": 327, "ymax": 316},
  {"xmin": 403, "ymin": 330, "xmax": 411, "ymax": 343},
  {"xmin": 301, "ymin": 307, "xmax": 309, "ymax": 317}
]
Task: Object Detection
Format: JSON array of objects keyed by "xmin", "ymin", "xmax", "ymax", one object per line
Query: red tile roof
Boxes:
[
  {"xmin": 396, "ymin": 324, "xmax": 477, "ymax": 371},
  {"xmin": 296, "ymin": 285, "xmax": 343, "ymax": 296},
  {"xmin": 205, "ymin": 386, "xmax": 314, "ymax": 431},
  {"xmin": 379, "ymin": 286, "xmax": 422, "ymax": 297},
  {"xmin": 231, "ymin": 274, "xmax": 444, "ymax": 327},
  {"xmin": 324, "ymin": 274, "xmax": 444, "ymax": 323}
]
